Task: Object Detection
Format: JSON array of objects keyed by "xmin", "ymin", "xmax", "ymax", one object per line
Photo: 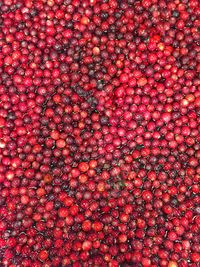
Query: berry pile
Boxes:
[{"xmin": 0, "ymin": 0, "xmax": 200, "ymax": 266}]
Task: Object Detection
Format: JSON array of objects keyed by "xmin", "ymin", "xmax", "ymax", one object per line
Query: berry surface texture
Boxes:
[{"xmin": 0, "ymin": 0, "xmax": 200, "ymax": 266}]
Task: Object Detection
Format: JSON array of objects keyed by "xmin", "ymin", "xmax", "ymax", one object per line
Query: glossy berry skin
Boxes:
[{"xmin": 0, "ymin": 0, "xmax": 199, "ymax": 266}]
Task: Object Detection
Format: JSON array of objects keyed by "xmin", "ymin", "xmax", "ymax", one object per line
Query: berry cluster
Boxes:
[{"xmin": 0, "ymin": 0, "xmax": 200, "ymax": 266}]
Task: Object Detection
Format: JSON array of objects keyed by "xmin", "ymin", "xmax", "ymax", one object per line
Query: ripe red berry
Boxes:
[{"xmin": 39, "ymin": 250, "xmax": 48, "ymax": 261}]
